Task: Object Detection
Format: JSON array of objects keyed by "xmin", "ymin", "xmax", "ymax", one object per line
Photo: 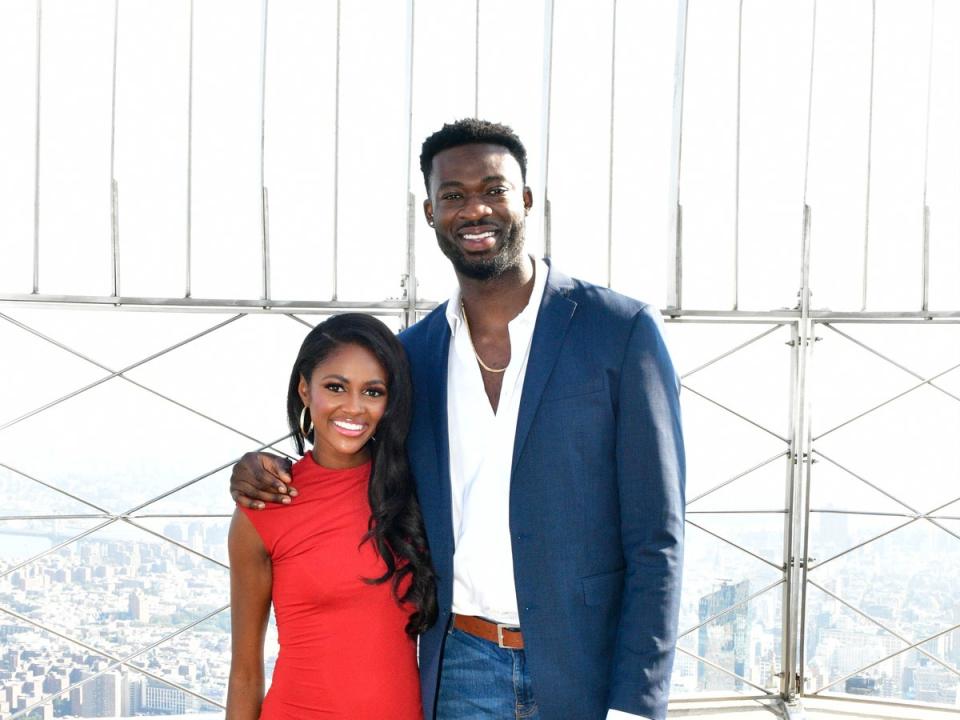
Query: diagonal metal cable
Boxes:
[
  {"xmin": 821, "ymin": 323, "xmax": 960, "ymax": 404},
  {"xmin": 120, "ymin": 517, "xmax": 229, "ymax": 569},
  {"xmin": 288, "ymin": 313, "xmax": 317, "ymax": 330},
  {"xmin": 0, "ymin": 313, "xmax": 244, "ymax": 434},
  {"xmin": 813, "ymin": 358, "xmax": 960, "ymax": 441},
  {"xmin": 681, "ymin": 384, "xmax": 789, "ymax": 443},
  {"xmin": 807, "ymin": 579, "xmax": 960, "ymax": 686},
  {"xmin": 4, "ymin": 602, "xmax": 230, "ymax": 718},
  {"xmin": 685, "ymin": 518, "xmax": 784, "ymax": 571},
  {"xmin": 808, "ymin": 615, "xmax": 960, "ymax": 696},
  {"xmin": 675, "ymin": 646, "xmax": 776, "ymax": 695},
  {"xmin": 678, "ymin": 578, "xmax": 784, "ymax": 639},
  {"xmin": 0, "ymin": 435, "xmax": 292, "ymax": 578},
  {"xmin": 0, "ymin": 311, "xmax": 296, "ymax": 461},
  {"xmin": 0, "ymin": 514, "xmax": 106, "ymax": 521},
  {"xmin": 0, "ymin": 460, "xmax": 111, "ymax": 514},
  {"xmin": 807, "ymin": 516, "xmax": 918, "ymax": 571},
  {"xmin": 812, "ymin": 450, "xmax": 918, "ymax": 514},
  {"xmin": 687, "ymin": 450, "xmax": 789, "ymax": 507},
  {"xmin": 807, "ymin": 502, "xmax": 960, "ymax": 571},
  {"xmin": 123, "ymin": 432, "xmax": 294, "ymax": 515},
  {"xmin": 808, "ymin": 455, "xmax": 960, "ymax": 569},
  {"xmin": 1, "ymin": 432, "xmax": 290, "ymax": 526},
  {"xmin": 681, "ymin": 324, "xmax": 785, "ymax": 379},
  {"xmin": 0, "ymin": 518, "xmax": 117, "ymax": 580}
]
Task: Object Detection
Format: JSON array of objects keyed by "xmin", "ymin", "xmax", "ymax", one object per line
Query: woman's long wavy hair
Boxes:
[{"xmin": 286, "ymin": 313, "xmax": 437, "ymax": 636}]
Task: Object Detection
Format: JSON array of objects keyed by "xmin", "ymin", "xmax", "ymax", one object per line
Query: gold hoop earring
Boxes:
[{"xmin": 299, "ymin": 406, "xmax": 313, "ymax": 439}]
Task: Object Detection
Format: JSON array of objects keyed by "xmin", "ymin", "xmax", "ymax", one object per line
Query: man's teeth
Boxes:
[
  {"xmin": 334, "ymin": 420, "xmax": 363, "ymax": 431},
  {"xmin": 462, "ymin": 231, "xmax": 495, "ymax": 240}
]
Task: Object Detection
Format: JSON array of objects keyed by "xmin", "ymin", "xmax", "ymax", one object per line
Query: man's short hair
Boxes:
[{"xmin": 419, "ymin": 118, "xmax": 528, "ymax": 190}]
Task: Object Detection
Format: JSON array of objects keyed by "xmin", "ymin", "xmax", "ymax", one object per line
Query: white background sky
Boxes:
[{"xmin": 1, "ymin": 0, "xmax": 958, "ymax": 309}]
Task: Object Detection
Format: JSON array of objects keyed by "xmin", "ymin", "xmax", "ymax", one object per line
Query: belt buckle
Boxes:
[{"xmin": 496, "ymin": 623, "xmax": 510, "ymax": 649}]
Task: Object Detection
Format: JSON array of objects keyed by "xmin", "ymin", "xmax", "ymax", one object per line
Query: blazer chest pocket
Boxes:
[
  {"xmin": 581, "ymin": 568, "xmax": 625, "ymax": 607},
  {"xmin": 541, "ymin": 376, "xmax": 607, "ymax": 404}
]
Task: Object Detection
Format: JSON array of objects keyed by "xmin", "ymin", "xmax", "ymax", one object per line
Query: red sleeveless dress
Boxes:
[{"xmin": 239, "ymin": 455, "xmax": 422, "ymax": 719}]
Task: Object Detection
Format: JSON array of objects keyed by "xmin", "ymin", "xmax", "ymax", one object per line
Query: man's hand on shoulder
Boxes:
[{"xmin": 230, "ymin": 451, "xmax": 296, "ymax": 509}]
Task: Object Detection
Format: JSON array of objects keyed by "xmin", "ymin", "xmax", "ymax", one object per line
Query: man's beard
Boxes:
[{"xmin": 439, "ymin": 220, "xmax": 526, "ymax": 281}]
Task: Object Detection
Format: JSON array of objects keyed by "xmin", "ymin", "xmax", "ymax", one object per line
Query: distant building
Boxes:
[
  {"xmin": 143, "ymin": 678, "xmax": 195, "ymax": 714},
  {"xmin": 844, "ymin": 675, "xmax": 879, "ymax": 695},
  {"xmin": 129, "ymin": 590, "xmax": 149, "ymax": 622},
  {"xmin": 79, "ymin": 671, "xmax": 122, "ymax": 717},
  {"xmin": 698, "ymin": 580, "xmax": 750, "ymax": 691}
]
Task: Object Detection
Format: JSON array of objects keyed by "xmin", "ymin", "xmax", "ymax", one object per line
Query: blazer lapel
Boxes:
[
  {"xmin": 512, "ymin": 265, "xmax": 577, "ymax": 471},
  {"xmin": 423, "ymin": 307, "xmax": 455, "ymax": 558}
]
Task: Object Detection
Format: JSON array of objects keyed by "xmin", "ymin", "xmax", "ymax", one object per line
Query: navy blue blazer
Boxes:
[{"xmin": 399, "ymin": 263, "xmax": 685, "ymax": 720}]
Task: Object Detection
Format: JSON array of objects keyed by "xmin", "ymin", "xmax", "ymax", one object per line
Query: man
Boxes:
[{"xmin": 231, "ymin": 119, "xmax": 684, "ymax": 720}]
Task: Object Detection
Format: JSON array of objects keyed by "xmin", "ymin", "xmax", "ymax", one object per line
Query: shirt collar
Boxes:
[{"xmin": 445, "ymin": 256, "xmax": 548, "ymax": 335}]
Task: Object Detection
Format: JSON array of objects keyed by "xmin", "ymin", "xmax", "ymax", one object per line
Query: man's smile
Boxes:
[{"xmin": 457, "ymin": 223, "xmax": 499, "ymax": 251}]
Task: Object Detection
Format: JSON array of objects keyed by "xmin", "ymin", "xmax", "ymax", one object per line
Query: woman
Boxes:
[{"xmin": 226, "ymin": 313, "xmax": 436, "ymax": 719}]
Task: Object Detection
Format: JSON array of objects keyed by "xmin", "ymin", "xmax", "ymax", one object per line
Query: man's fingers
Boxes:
[
  {"xmin": 260, "ymin": 454, "xmax": 296, "ymax": 497},
  {"xmin": 230, "ymin": 451, "xmax": 296, "ymax": 507},
  {"xmin": 230, "ymin": 485, "xmax": 290, "ymax": 510}
]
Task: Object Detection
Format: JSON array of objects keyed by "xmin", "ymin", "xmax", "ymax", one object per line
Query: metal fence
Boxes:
[{"xmin": 1, "ymin": 1, "xmax": 958, "ymax": 718}]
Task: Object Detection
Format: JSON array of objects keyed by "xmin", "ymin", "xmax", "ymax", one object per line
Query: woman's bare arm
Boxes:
[{"xmin": 226, "ymin": 509, "xmax": 273, "ymax": 720}]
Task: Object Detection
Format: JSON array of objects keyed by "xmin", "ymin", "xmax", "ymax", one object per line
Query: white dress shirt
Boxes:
[
  {"xmin": 445, "ymin": 257, "xmax": 547, "ymax": 626},
  {"xmin": 444, "ymin": 258, "xmax": 648, "ymax": 720}
]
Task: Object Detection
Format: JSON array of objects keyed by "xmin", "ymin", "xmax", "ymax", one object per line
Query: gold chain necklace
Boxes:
[{"xmin": 460, "ymin": 300, "xmax": 507, "ymax": 374}]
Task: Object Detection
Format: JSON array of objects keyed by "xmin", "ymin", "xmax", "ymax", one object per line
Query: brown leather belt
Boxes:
[{"xmin": 453, "ymin": 614, "xmax": 524, "ymax": 649}]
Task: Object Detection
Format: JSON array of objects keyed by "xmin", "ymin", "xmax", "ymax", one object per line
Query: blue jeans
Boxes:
[{"xmin": 436, "ymin": 626, "xmax": 541, "ymax": 719}]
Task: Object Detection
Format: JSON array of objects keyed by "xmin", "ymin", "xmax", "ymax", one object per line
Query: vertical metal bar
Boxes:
[
  {"xmin": 861, "ymin": 0, "xmax": 876, "ymax": 311},
  {"xmin": 785, "ymin": 2, "xmax": 818, "ymax": 701},
  {"xmin": 109, "ymin": 0, "xmax": 120, "ymax": 298},
  {"xmin": 259, "ymin": 0, "xmax": 271, "ymax": 302},
  {"xmin": 922, "ymin": 205, "xmax": 930, "ymax": 312},
  {"xmin": 474, "ymin": 0, "xmax": 480, "ymax": 118},
  {"xmin": 921, "ymin": 0, "xmax": 936, "ymax": 312},
  {"xmin": 800, "ymin": 1, "xmax": 818, "ymax": 207},
  {"xmin": 605, "ymin": 0, "xmax": 617, "ymax": 289},
  {"xmin": 539, "ymin": 0, "xmax": 555, "ymax": 259},
  {"xmin": 794, "ymin": 204, "xmax": 814, "ymax": 701},
  {"xmin": 667, "ymin": 0, "xmax": 689, "ymax": 311},
  {"xmin": 781, "ymin": 205, "xmax": 814, "ymax": 706},
  {"xmin": 32, "ymin": 0, "xmax": 43, "ymax": 294},
  {"xmin": 111, "ymin": 180, "xmax": 120, "ymax": 298},
  {"xmin": 780, "ymin": 320, "xmax": 801, "ymax": 700},
  {"xmin": 403, "ymin": 0, "xmax": 417, "ymax": 329},
  {"xmin": 733, "ymin": 0, "xmax": 743, "ymax": 310},
  {"xmin": 332, "ymin": 0, "xmax": 342, "ymax": 300},
  {"xmin": 185, "ymin": 0, "xmax": 195, "ymax": 298}
]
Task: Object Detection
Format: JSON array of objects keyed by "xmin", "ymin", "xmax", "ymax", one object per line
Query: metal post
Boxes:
[
  {"xmin": 32, "ymin": 0, "xmax": 43, "ymax": 294},
  {"xmin": 861, "ymin": 0, "xmax": 876, "ymax": 311},
  {"xmin": 605, "ymin": 0, "xmax": 617, "ymax": 289},
  {"xmin": 782, "ymin": 204, "xmax": 813, "ymax": 709},
  {"xmin": 474, "ymin": 0, "xmax": 480, "ymax": 118},
  {"xmin": 667, "ymin": 0, "xmax": 689, "ymax": 311},
  {"xmin": 921, "ymin": 0, "xmax": 936, "ymax": 312},
  {"xmin": 332, "ymin": 0, "xmax": 342, "ymax": 300},
  {"xmin": 539, "ymin": 0, "xmax": 555, "ymax": 259},
  {"xmin": 795, "ymin": 205, "xmax": 815, "ymax": 701},
  {"xmin": 259, "ymin": 0, "xmax": 271, "ymax": 303},
  {"xmin": 783, "ymin": 2, "xmax": 819, "ymax": 704},
  {"xmin": 403, "ymin": 0, "xmax": 417, "ymax": 329},
  {"xmin": 733, "ymin": 0, "xmax": 743, "ymax": 310},
  {"xmin": 185, "ymin": 0, "xmax": 195, "ymax": 298},
  {"xmin": 109, "ymin": 0, "xmax": 120, "ymax": 298}
]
